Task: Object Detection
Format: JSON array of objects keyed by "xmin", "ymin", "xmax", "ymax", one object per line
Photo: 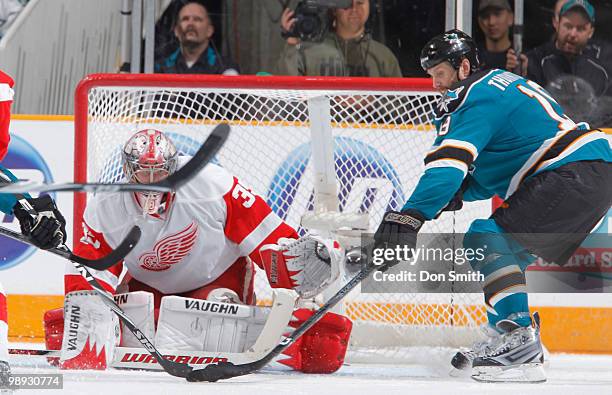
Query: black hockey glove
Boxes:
[
  {"xmin": 440, "ymin": 176, "xmax": 470, "ymax": 214},
  {"xmin": 373, "ymin": 209, "xmax": 425, "ymax": 272},
  {"xmin": 13, "ymin": 196, "xmax": 67, "ymax": 250}
]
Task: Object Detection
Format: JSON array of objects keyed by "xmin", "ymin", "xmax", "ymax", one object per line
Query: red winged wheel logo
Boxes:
[{"xmin": 138, "ymin": 222, "xmax": 199, "ymax": 271}]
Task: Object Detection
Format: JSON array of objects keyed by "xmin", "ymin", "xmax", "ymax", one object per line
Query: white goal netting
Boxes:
[{"xmin": 75, "ymin": 74, "xmax": 489, "ymax": 363}]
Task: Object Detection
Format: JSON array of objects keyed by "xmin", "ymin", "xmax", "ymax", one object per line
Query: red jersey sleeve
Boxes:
[
  {"xmin": 66, "ymin": 221, "xmax": 124, "ymax": 294},
  {"xmin": 223, "ymin": 177, "xmax": 298, "ymax": 267},
  {"xmin": 0, "ymin": 70, "xmax": 14, "ymax": 160}
]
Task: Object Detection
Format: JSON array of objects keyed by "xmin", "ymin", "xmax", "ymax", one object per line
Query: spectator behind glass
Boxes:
[
  {"xmin": 526, "ymin": 0, "xmax": 611, "ymax": 94},
  {"xmin": 522, "ymin": 0, "xmax": 612, "ymax": 125},
  {"xmin": 476, "ymin": 0, "xmax": 514, "ymax": 71},
  {"xmin": 507, "ymin": 0, "xmax": 567, "ymax": 76},
  {"xmin": 275, "ymin": 0, "xmax": 402, "ymax": 77},
  {"xmin": 0, "ymin": 0, "xmax": 23, "ymax": 37},
  {"xmin": 155, "ymin": 0, "xmax": 239, "ymax": 75}
]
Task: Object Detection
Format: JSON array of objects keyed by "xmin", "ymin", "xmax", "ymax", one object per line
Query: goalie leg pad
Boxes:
[
  {"xmin": 113, "ymin": 291, "xmax": 155, "ymax": 348},
  {"xmin": 44, "ymin": 308, "xmax": 64, "ymax": 351},
  {"xmin": 280, "ymin": 308, "xmax": 352, "ymax": 374},
  {"xmin": 261, "ymin": 235, "xmax": 343, "ymax": 298},
  {"xmin": 43, "ymin": 307, "xmax": 64, "ymax": 366},
  {"xmin": 155, "ymin": 293, "xmax": 270, "ymax": 353},
  {"xmin": 59, "ymin": 291, "xmax": 120, "ymax": 370}
]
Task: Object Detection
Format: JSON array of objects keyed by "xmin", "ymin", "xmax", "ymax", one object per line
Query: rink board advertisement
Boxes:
[{"xmin": 0, "ymin": 117, "xmax": 611, "ymax": 354}]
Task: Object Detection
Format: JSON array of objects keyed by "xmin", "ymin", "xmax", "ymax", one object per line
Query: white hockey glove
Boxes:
[
  {"xmin": 59, "ymin": 291, "xmax": 120, "ymax": 370},
  {"xmin": 260, "ymin": 235, "xmax": 343, "ymax": 298}
]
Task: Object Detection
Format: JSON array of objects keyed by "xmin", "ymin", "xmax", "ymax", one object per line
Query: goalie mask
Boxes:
[{"xmin": 122, "ymin": 129, "xmax": 178, "ymax": 217}]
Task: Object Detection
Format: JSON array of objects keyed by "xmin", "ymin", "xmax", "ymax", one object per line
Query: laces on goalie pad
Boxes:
[
  {"xmin": 59, "ymin": 291, "xmax": 120, "ymax": 370},
  {"xmin": 260, "ymin": 235, "xmax": 343, "ymax": 298}
]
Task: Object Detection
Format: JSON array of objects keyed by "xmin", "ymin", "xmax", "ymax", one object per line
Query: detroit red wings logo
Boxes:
[{"xmin": 138, "ymin": 222, "xmax": 199, "ymax": 271}]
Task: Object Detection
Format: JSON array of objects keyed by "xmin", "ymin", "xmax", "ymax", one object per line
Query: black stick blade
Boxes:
[
  {"xmin": 0, "ymin": 123, "xmax": 230, "ymax": 194},
  {"xmin": 186, "ymin": 362, "xmax": 249, "ymax": 383},
  {"xmin": 159, "ymin": 123, "xmax": 230, "ymax": 191}
]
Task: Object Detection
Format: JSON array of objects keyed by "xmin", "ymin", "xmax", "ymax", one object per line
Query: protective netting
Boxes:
[{"xmin": 77, "ymin": 76, "xmax": 489, "ymax": 363}]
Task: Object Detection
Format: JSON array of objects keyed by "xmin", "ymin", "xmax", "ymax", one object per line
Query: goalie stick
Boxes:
[
  {"xmin": 0, "ymin": 123, "xmax": 230, "ymax": 194},
  {"xmin": 67, "ymin": 257, "xmax": 195, "ymax": 378},
  {"xmin": 186, "ymin": 250, "xmax": 378, "ymax": 382},
  {"xmin": 0, "ymin": 224, "xmax": 141, "ymax": 271}
]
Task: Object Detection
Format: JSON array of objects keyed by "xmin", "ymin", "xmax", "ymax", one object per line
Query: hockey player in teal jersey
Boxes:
[{"xmin": 374, "ymin": 30, "xmax": 611, "ymax": 383}]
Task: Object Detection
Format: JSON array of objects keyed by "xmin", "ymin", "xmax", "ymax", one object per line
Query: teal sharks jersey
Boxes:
[
  {"xmin": 403, "ymin": 69, "xmax": 612, "ymax": 219},
  {"xmin": 0, "ymin": 165, "xmax": 19, "ymax": 214}
]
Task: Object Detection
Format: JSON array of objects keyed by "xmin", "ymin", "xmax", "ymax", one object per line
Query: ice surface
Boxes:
[{"xmin": 7, "ymin": 343, "xmax": 612, "ymax": 395}]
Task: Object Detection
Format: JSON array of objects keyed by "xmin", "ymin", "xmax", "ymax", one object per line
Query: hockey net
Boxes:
[{"xmin": 74, "ymin": 74, "xmax": 489, "ymax": 364}]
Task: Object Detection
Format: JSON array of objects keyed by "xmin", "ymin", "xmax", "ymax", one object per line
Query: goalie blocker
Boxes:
[{"xmin": 44, "ymin": 235, "xmax": 352, "ymax": 374}]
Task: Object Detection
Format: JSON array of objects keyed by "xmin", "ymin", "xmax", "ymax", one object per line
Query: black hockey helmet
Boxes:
[{"xmin": 420, "ymin": 29, "xmax": 480, "ymax": 72}]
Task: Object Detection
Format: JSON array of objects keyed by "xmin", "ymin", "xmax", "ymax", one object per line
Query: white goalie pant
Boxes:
[{"xmin": 155, "ymin": 288, "xmax": 272, "ymax": 353}]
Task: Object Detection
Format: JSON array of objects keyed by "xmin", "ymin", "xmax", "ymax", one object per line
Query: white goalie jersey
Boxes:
[{"xmin": 66, "ymin": 160, "xmax": 299, "ymax": 295}]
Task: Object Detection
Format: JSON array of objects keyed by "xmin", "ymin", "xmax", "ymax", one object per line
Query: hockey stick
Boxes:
[
  {"xmin": 0, "ymin": 225, "xmax": 141, "ymax": 271},
  {"xmin": 0, "ymin": 123, "xmax": 230, "ymax": 194},
  {"xmin": 186, "ymin": 256, "xmax": 379, "ymax": 382},
  {"xmin": 69, "ymin": 259, "xmax": 194, "ymax": 378}
]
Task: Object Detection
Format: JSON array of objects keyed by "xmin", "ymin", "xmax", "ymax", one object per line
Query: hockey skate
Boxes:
[
  {"xmin": 450, "ymin": 324, "xmax": 502, "ymax": 375},
  {"xmin": 0, "ymin": 360, "xmax": 12, "ymax": 394},
  {"xmin": 471, "ymin": 312, "xmax": 546, "ymax": 383}
]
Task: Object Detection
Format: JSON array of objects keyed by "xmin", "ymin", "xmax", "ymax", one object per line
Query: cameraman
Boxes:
[{"xmin": 275, "ymin": 0, "xmax": 402, "ymax": 77}]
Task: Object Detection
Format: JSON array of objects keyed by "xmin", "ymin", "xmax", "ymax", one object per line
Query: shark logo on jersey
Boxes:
[
  {"xmin": 138, "ymin": 221, "xmax": 199, "ymax": 271},
  {"xmin": 437, "ymin": 86, "xmax": 464, "ymax": 114}
]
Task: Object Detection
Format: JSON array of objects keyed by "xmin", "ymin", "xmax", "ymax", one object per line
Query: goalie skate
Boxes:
[{"xmin": 471, "ymin": 313, "xmax": 546, "ymax": 383}]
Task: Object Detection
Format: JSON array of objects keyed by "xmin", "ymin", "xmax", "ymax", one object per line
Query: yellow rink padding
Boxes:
[
  {"xmin": 7, "ymin": 295, "xmax": 64, "ymax": 343},
  {"xmin": 7, "ymin": 294, "xmax": 611, "ymax": 353}
]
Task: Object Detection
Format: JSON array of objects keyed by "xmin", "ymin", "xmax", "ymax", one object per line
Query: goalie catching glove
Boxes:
[{"xmin": 260, "ymin": 235, "xmax": 343, "ymax": 298}]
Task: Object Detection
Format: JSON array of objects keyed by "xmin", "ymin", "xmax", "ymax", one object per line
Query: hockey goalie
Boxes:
[{"xmin": 44, "ymin": 129, "xmax": 352, "ymax": 373}]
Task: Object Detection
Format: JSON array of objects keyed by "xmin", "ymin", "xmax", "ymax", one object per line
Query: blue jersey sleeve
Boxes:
[
  {"xmin": 0, "ymin": 165, "xmax": 23, "ymax": 214},
  {"xmin": 402, "ymin": 81, "xmax": 496, "ymax": 219},
  {"xmin": 463, "ymin": 175, "xmax": 495, "ymax": 201}
]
